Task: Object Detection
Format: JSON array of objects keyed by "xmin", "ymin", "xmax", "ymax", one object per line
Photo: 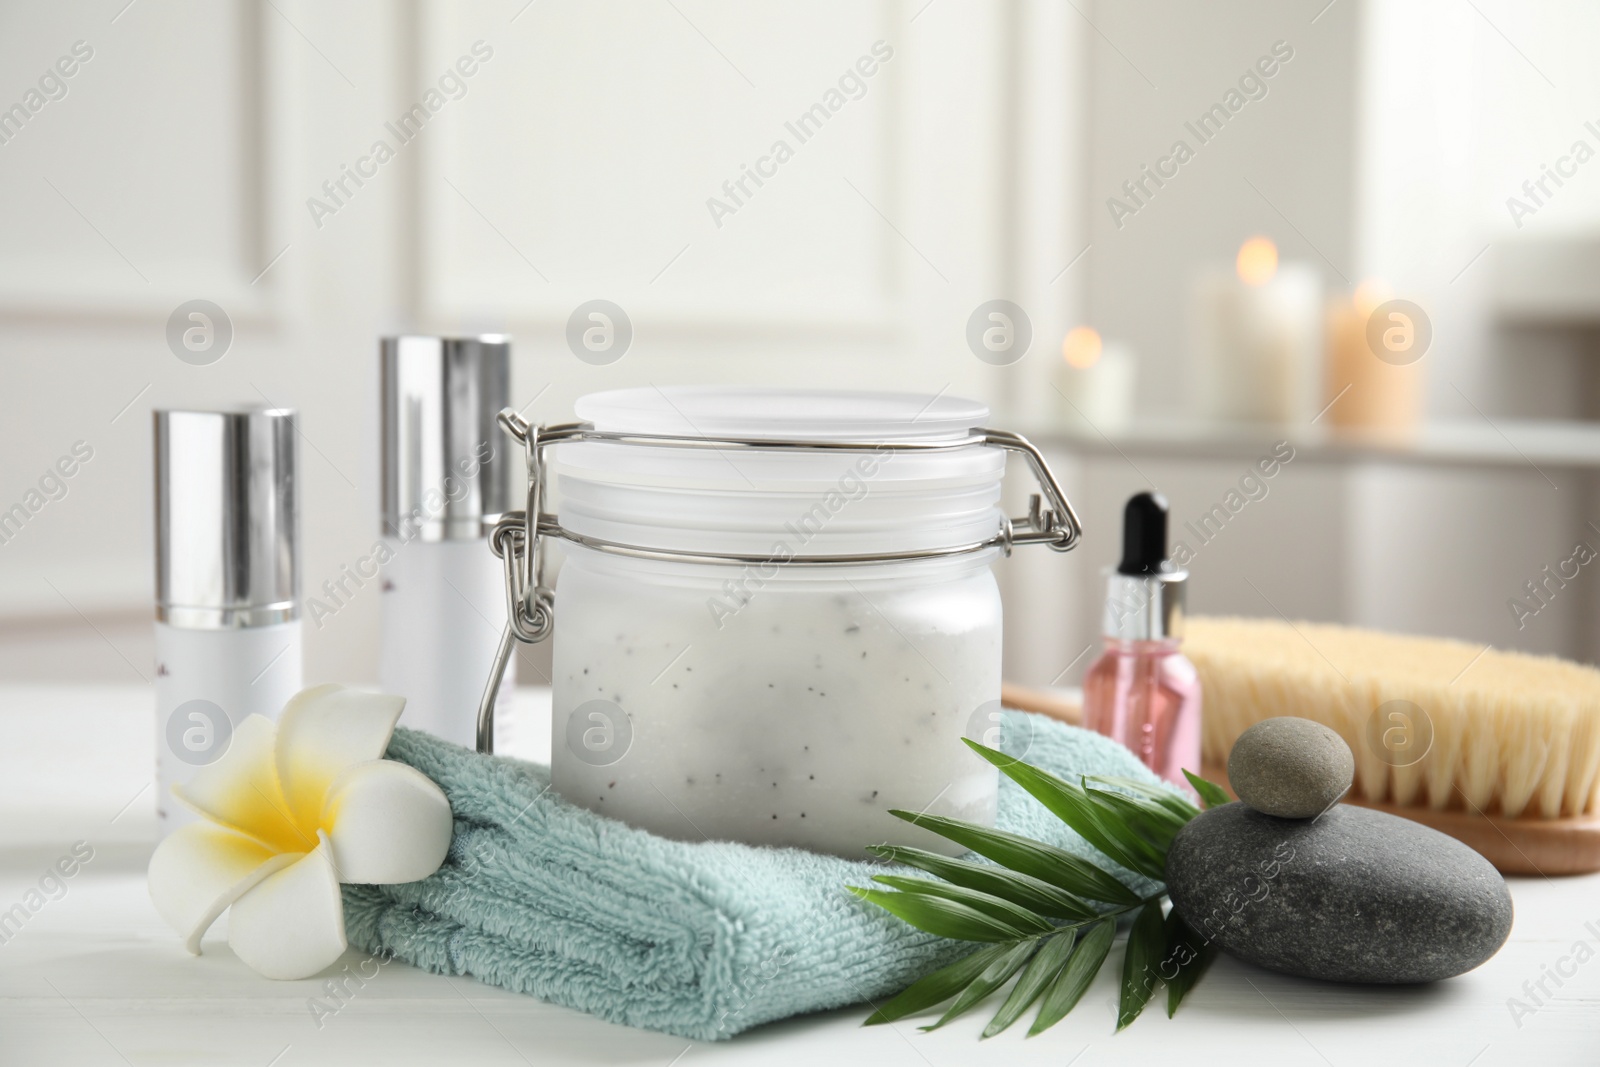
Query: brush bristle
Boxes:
[{"xmin": 1186, "ymin": 617, "xmax": 1600, "ymax": 819}]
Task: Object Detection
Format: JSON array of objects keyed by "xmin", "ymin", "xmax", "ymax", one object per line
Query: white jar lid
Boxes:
[
  {"xmin": 575, "ymin": 385, "xmax": 988, "ymax": 442},
  {"xmin": 552, "ymin": 387, "xmax": 1004, "ymax": 559}
]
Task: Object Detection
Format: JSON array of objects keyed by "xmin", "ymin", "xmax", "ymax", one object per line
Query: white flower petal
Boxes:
[
  {"xmin": 323, "ymin": 759, "xmax": 452, "ymax": 885},
  {"xmin": 277, "ymin": 685, "xmax": 406, "ymax": 832},
  {"xmin": 228, "ymin": 835, "xmax": 347, "ymax": 980},
  {"xmin": 173, "ymin": 714, "xmax": 310, "ymax": 855},
  {"xmin": 147, "ymin": 822, "xmax": 300, "ymax": 954}
]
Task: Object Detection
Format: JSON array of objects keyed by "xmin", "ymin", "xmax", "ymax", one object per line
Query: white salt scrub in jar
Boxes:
[{"xmin": 544, "ymin": 387, "xmax": 1065, "ymax": 858}]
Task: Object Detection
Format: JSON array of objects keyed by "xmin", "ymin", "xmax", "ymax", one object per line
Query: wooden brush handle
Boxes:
[{"xmin": 1001, "ymin": 682, "xmax": 1082, "ymax": 726}]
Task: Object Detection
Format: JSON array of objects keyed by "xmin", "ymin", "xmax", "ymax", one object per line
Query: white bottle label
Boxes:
[
  {"xmin": 379, "ymin": 537, "xmax": 512, "ymax": 750},
  {"xmin": 154, "ymin": 620, "xmax": 303, "ymax": 836}
]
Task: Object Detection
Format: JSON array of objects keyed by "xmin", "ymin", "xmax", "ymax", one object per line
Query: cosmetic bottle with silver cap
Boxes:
[
  {"xmin": 154, "ymin": 407, "xmax": 304, "ymax": 836},
  {"xmin": 1082, "ymin": 491, "xmax": 1201, "ymax": 789},
  {"xmin": 379, "ymin": 335, "xmax": 514, "ymax": 748}
]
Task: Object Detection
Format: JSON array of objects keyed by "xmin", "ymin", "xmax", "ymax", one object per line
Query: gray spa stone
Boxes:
[
  {"xmin": 1228, "ymin": 716, "xmax": 1354, "ymax": 819},
  {"xmin": 1165, "ymin": 803, "xmax": 1513, "ymax": 984}
]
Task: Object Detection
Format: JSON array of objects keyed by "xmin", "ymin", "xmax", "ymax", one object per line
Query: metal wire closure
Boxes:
[{"xmin": 475, "ymin": 409, "xmax": 1083, "ymax": 752}]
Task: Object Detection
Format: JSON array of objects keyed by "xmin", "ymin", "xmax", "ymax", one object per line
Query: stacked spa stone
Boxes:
[{"xmin": 1165, "ymin": 717, "xmax": 1513, "ymax": 984}]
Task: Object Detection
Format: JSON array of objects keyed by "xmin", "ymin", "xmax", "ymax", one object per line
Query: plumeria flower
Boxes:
[{"xmin": 148, "ymin": 685, "xmax": 452, "ymax": 980}]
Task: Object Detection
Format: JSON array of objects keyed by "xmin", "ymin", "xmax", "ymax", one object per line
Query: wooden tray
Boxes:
[{"xmin": 1001, "ymin": 681, "xmax": 1600, "ymax": 876}]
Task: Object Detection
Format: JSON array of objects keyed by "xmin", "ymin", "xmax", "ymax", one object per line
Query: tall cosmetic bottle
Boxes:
[
  {"xmin": 379, "ymin": 336, "xmax": 514, "ymax": 748},
  {"xmin": 154, "ymin": 407, "xmax": 303, "ymax": 836},
  {"xmin": 1082, "ymin": 492, "xmax": 1201, "ymax": 789}
]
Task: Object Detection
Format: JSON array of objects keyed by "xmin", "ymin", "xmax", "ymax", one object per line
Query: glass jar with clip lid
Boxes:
[{"xmin": 475, "ymin": 387, "xmax": 1083, "ymax": 858}]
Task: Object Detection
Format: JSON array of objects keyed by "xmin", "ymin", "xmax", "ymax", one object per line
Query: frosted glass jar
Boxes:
[
  {"xmin": 545, "ymin": 387, "xmax": 1017, "ymax": 858},
  {"xmin": 553, "ymin": 550, "xmax": 1002, "ymax": 857}
]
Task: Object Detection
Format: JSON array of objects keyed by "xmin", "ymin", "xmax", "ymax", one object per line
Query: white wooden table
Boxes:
[{"xmin": 1, "ymin": 684, "xmax": 1596, "ymax": 1066}]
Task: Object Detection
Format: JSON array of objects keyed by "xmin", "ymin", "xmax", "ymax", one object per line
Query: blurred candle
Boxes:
[
  {"xmin": 1056, "ymin": 327, "xmax": 1136, "ymax": 432},
  {"xmin": 1323, "ymin": 280, "xmax": 1423, "ymax": 434},
  {"xmin": 1193, "ymin": 237, "xmax": 1321, "ymax": 424}
]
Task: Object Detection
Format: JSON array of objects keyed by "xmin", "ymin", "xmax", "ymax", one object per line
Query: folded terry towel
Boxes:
[{"xmin": 343, "ymin": 710, "xmax": 1163, "ymax": 1041}]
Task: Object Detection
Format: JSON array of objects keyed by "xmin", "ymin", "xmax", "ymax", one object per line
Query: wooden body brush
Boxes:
[{"xmin": 1005, "ymin": 617, "xmax": 1600, "ymax": 874}]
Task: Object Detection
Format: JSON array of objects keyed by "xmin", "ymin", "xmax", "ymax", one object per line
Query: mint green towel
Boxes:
[{"xmin": 342, "ymin": 711, "xmax": 1162, "ymax": 1041}]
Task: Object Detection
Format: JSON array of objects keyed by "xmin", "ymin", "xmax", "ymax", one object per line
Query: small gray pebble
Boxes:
[{"xmin": 1228, "ymin": 716, "xmax": 1353, "ymax": 819}]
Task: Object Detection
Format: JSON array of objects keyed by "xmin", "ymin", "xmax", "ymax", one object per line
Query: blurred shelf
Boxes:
[
  {"xmin": 0, "ymin": 562, "xmax": 150, "ymax": 623},
  {"xmin": 1494, "ymin": 236, "xmax": 1600, "ymax": 324},
  {"xmin": 1021, "ymin": 418, "xmax": 1600, "ymax": 471}
]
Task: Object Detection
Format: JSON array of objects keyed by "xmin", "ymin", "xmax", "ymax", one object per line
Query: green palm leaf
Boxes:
[
  {"xmin": 862, "ymin": 943, "xmax": 1016, "ymax": 1025},
  {"xmin": 869, "ymin": 875, "xmax": 1057, "ymax": 936},
  {"xmin": 1086, "ymin": 775, "xmax": 1199, "ymax": 823},
  {"xmin": 887, "ymin": 809, "xmax": 1139, "ymax": 905},
  {"xmin": 1164, "ymin": 911, "xmax": 1217, "ymax": 1017},
  {"xmin": 1029, "ymin": 918, "xmax": 1114, "ymax": 1036},
  {"xmin": 856, "ymin": 744, "xmax": 1219, "ymax": 1039},
  {"xmin": 981, "ymin": 929, "xmax": 1078, "ymax": 1038},
  {"xmin": 1117, "ymin": 900, "xmax": 1168, "ymax": 1029},
  {"xmin": 920, "ymin": 940, "xmax": 1037, "ymax": 1031},
  {"xmin": 1085, "ymin": 786, "xmax": 1187, "ymax": 852},
  {"xmin": 962, "ymin": 740, "xmax": 1167, "ymax": 878},
  {"xmin": 1184, "ymin": 769, "xmax": 1231, "ymax": 809},
  {"xmin": 866, "ymin": 845, "xmax": 1099, "ymax": 920},
  {"xmin": 846, "ymin": 886, "xmax": 1032, "ymax": 942}
]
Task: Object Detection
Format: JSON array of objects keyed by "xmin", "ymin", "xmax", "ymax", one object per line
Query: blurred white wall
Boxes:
[
  {"xmin": 1084, "ymin": 0, "xmax": 1359, "ymax": 416},
  {"xmin": 1003, "ymin": 0, "xmax": 1600, "ymax": 687},
  {"xmin": 0, "ymin": 0, "xmax": 1081, "ymax": 684},
  {"xmin": 1357, "ymin": 0, "xmax": 1600, "ymax": 417},
  {"xmin": 3, "ymin": 0, "xmax": 1599, "ymax": 695},
  {"xmin": 1346, "ymin": 0, "xmax": 1600, "ymax": 659}
]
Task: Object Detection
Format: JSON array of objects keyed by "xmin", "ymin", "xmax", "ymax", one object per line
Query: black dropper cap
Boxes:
[{"xmin": 1117, "ymin": 492, "xmax": 1170, "ymax": 575}]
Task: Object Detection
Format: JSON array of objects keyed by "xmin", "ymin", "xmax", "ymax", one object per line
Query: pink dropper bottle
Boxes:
[{"xmin": 1082, "ymin": 492, "xmax": 1202, "ymax": 791}]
